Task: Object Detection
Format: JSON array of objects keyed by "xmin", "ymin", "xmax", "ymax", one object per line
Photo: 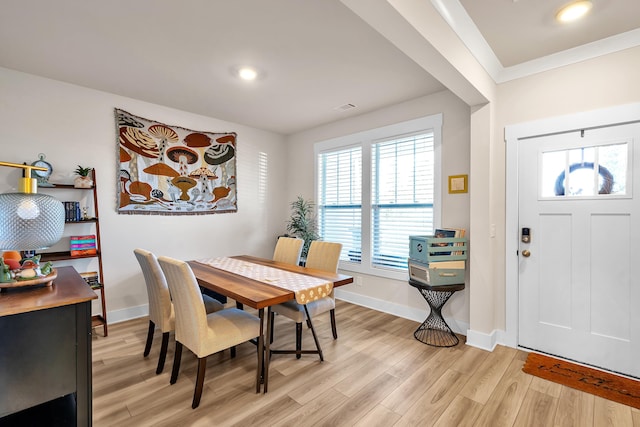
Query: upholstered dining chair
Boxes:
[
  {"xmin": 273, "ymin": 236, "xmax": 304, "ymax": 265},
  {"xmin": 270, "ymin": 240, "xmax": 342, "ymax": 358},
  {"xmin": 235, "ymin": 236, "xmax": 304, "ymax": 312},
  {"xmin": 157, "ymin": 255, "xmax": 261, "ymax": 409},
  {"xmin": 134, "ymin": 248, "xmax": 225, "ymax": 375}
]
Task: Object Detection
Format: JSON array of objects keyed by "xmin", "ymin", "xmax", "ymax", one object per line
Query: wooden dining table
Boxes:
[{"xmin": 188, "ymin": 255, "xmax": 353, "ymax": 393}]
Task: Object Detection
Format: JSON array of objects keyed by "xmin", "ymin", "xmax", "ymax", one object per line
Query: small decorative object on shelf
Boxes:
[
  {"xmin": 74, "ymin": 165, "xmax": 93, "ymax": 188},
  {"xmin": 31, "ymin": 153, "xmax": 54, "ymax": 187}
]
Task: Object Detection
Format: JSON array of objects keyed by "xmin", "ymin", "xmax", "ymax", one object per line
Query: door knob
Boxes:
[{"xmin": 522, "ymin": 249, "xmax": 531, "ymax": 257}]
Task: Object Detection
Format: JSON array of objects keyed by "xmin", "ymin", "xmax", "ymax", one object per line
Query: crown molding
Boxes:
[{"xmin": 431, "ymin": 0, "xmax": 640, "ymax": 84}]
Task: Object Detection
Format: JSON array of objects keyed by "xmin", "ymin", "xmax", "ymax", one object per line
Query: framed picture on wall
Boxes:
[{"xmin": 448, "ymin": 174, "xmax": 468, "ymax": 194}]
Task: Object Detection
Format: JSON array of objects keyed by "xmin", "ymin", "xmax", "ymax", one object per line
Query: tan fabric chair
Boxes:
[
  {"xmin": 273, "ymin": 236, "xmax": 304, "ymax": 265},
  {"xmin": 235, "ymin": 236, "xmax": 304, "ymax": 311},
  {"xmin": 134, "ymin": 248, "xmax": 224, "ymax": 374},
  {"xmin": 270, "ymin": 240, "xmax": 342, "ymax": 359},
  {"xmin": 157, "ymin": 255, "xmax": 261, "ymax": 409}
]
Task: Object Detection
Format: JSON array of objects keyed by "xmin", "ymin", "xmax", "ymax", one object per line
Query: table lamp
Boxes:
[{"xmin": 0, "ymin": 161, "xmax": 65, "ymax": 251}]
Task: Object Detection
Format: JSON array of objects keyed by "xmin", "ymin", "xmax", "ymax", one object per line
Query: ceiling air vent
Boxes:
[{"xmin": 333, "ymin": 103, "xmax": 357, "ymax": 112}]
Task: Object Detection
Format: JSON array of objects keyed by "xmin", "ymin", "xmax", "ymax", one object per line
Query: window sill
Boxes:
[{"xmin": 338, "ymin": 260, "xmax": 408, "ymax": 282}]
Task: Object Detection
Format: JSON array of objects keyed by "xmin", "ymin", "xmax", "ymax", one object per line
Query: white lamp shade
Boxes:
[{"xmin": 0, "ymin": 192, "xmax": 65, "ymax": 251}]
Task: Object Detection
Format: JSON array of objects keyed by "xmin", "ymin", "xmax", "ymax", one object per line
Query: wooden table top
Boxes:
[
  {"xmin": 188, "ymin": 255, "xmax": 353, "ymax": 310},
  {"xmin": 0, "ymin": 266, "xmax": 98, "ymax": 317}
]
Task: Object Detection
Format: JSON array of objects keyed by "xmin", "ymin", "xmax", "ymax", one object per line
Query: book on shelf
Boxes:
[
  {"xmin": 70, "ymin": 234, "xmax": 97, "ymax": 256},
  {"xmin": 64, "ymin": 201, "xmax": 82, "ymax": 222},
  {"xmin": 79, "ymin": 271, "xmax": 100, "ymax": 288}
]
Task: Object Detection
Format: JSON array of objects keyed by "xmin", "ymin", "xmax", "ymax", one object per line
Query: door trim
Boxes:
[{"xmin": 504, "ymin": 102, "xmax": 640, "ymax": 348}]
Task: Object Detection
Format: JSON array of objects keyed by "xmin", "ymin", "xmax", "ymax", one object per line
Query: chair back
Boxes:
[
  {"xmin": 134, "ymin": 248, "xmax": 173, "ymax": 332},
  {"xmin": 157, "ymin": 256, "xmax": 208, "ymax": 353},
  {"xmin": 273, "ymin": 236, "xmax": 304, "ymax": 265},
  {"xmin": 305, "ymin": 241, "xmax": 342, "ymax": 273}
]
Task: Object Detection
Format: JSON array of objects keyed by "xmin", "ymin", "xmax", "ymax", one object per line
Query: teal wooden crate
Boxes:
[{"xmin": 409, "ymin": 235, "xmax": 468, "ymax": 263}]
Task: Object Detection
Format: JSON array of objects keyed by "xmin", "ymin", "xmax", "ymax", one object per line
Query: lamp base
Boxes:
[{"xmin": 0, "ymin": 269, "xmax": 57, "ymax": 289}]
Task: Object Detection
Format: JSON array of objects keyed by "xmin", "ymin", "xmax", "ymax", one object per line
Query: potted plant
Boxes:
[
  {"xmin": 286, "ymin": 196, "xmax": 319, "ymax": 260},
  {"xmin": 74, "ymin": 165, "xmax": 93, "ymax": 188}
]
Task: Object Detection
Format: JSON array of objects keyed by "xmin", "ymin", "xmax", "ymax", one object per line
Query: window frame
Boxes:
[{"xmin": 314, "ymin": 114, "xmax": 443, "ymax": 281}]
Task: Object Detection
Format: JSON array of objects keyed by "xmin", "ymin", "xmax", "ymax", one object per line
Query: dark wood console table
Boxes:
[{"xmin": 0, "ymin": 266, "xmax": 97, "ymax": 426}]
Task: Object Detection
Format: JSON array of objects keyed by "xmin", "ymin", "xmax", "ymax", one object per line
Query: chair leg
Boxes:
[
  {"xmin": 236, "ymin": 301, "xmax": 244, "ymax": 310},
  {"xmin": 270, "ymin": 311, "xmax": 275, "ymax": 344},
  {"xmin": 170, "ymin": 341, "xmax": 183, "ymax": 385},
  {"xmin": 143, "ymin": 320, "xmax": 155, "ymax": 357},
  {"xmin": 330, "ymin": 309, "xmax": 338, "ymax": 339},
  {"xmin": 295, "ymin": 323, "xmax": 302, "ymax": 359},
  {"xmin": 156, "ymin": 331, "xmax": 170, "ymax": 374},
  {"xmin": 230, "ymin": 346, "xmax": 236, "ymax": 358},
  {"xmin": 192, "ymin": 358, "xmax": 207, "ymax": 409}
]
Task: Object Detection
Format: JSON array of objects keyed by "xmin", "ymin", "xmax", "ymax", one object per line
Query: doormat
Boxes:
[{"xmin": 522, "ymin": 352, "xmax": 640, "ymax": 409}]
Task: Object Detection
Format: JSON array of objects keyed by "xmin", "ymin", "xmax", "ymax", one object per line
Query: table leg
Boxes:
[
  {"xmin": 304, "ymin": 305, "xmax": 324, "ymax": 361},
  {"xmin": 256, "ymin": 308, "xmax": 264, "ymax": 393},
  {"xmin": 414, "ymin": 288, "xmax": 459, "ymax": 347},
  {"xmin": 264, "ymin": 306, "xmax": 272, "ymax": 393}
]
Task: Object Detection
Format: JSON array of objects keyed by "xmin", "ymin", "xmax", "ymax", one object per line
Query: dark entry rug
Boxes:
[{"xmin": 522, "ymin": 352, "xmax": 640, "ymax": 409}]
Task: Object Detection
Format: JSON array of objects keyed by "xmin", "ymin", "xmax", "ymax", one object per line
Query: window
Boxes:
[
  {"xmin": 316, "ymin": 115, "xmax": 442, "ymax": 279},
  {"xmin": 317, "ymin": 146, "xmax": 362, "ymax": 264},
  {"xmin": 371, "ymin": 133, "xmax": 434, "ymax": 269},
  {"xmin": 541, "ymin": 142, "xmax": 629, "ymax": 198}
]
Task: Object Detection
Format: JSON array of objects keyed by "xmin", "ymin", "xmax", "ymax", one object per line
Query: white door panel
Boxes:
[{"xmin": 518, "ymin": 122, "xmax": 640, "ymax": 377}]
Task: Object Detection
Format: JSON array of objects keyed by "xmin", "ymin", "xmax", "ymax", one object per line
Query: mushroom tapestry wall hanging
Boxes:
[{"xmin": 115, "ymin": 108, "xmax": 237, "ymax": 215}]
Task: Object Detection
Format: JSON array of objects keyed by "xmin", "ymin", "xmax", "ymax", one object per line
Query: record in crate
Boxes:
[{"xmin": 115, "ymin": 108, "xmax": 237, "ymax": 215}]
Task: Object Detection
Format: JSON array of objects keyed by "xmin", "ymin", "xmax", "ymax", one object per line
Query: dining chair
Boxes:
[
  {"xmin": 273, "ymin": 236, "xmax": 304, "ymax": 265},
  {"xmin": 134, "ymin": 248, "xmax": 225, "ymax": 375},
  {"xmin": 235, "ymin": 236, "xmax": 303, "ymax": 312},
  {"xmin": 157, "ymin": 255, "xmax": 261, "ymax": 409},
  {"xmin": 270, "ymin": 240, "xmax": 342, "ymax": 359}
]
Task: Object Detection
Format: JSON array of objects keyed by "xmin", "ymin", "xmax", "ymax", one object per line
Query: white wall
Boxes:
[
  {"xmin": 492, "ymin": 45, "xmax": 640, "ymax": 332},
  {"xmin": 0, "ymin": 67, "xmax": 288, "ymax": 322},
  {"xmin": 285, "ymin": 90, "xmax": 471, "ymax": 331}
]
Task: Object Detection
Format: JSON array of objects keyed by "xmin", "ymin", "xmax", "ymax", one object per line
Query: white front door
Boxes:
[{"xmin": 518, "ymin": 121, "xmax": 640, "ymax": 378}]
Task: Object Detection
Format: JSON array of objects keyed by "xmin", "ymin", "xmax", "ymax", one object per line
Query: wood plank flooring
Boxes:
[{"xmin": 92, "ymin": 300, "xmax": 640, "ymax": 426}]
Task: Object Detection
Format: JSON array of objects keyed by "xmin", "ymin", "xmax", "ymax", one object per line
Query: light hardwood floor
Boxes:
[{"xmin": 92, "ymin": 300, "xmax": 640, "ymax": 426}]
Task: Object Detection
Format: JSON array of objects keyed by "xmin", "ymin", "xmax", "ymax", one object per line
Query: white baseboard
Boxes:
[
  {"xmin": 335, "ymin": 288, "xmax": 469, "ymax": 336},
  {"xmin": 102, "ymin": 304, "xmax": 148, "ymax": 325},
  {"xmin": 465, "ymin": 328, "xmax": 510, "ymax": 351}
]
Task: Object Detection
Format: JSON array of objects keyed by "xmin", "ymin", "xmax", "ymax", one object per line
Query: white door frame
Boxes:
[{"xmin": 503, "ymin": 102, "xmax": 640, "ymax": 348}]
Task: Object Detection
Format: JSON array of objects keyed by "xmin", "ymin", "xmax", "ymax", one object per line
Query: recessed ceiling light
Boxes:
[
  {"xmin": 556, "ymin": 1, "xmax": 592, "ymax": 23},
  {"xmin": 237, "ymin": 67, "xmax": 258, "ymax": 81}
]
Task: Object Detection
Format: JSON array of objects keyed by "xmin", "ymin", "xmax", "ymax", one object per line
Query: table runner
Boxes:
[{"xmin": 195, "ymin": 257, "xmax": 332, "ymax": 304}]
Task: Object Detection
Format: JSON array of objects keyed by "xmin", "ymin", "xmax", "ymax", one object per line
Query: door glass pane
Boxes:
[
  {"xmin": 541, "ymin": 143, "xmax": 628, "ymax": 198},
  {"xmin": 600, "ymin": 143, "xmax": 627, "ymax": 194}
]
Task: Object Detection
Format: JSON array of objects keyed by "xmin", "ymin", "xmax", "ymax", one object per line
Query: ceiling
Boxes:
[
  {"xmin": 459, "ymin": 0, "xmax": 640, "ymax": 67},
  {"xmin": 1, "ymin": 0, "xmax": 639, "ymax": 135}
]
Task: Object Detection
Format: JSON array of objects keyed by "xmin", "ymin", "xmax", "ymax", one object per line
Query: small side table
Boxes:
[{"xmin": 408, "ymin": 279, "xmax": 464, "ymax": 347}]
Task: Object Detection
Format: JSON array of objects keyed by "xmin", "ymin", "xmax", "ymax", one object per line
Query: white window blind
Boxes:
[
  {"xmin": 315, "ymin": 114, "xmax": 441, "ymax": 278},
  {"xmin": 317, "ymin": 146, "xmax": 362, "ymax": 263},
  {"xmin": 372, "ymin": 133, "xmax": 434, "ymax": 269}
]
